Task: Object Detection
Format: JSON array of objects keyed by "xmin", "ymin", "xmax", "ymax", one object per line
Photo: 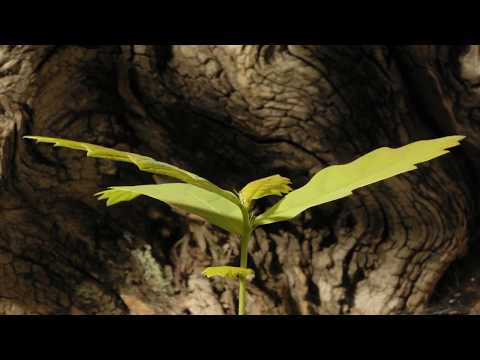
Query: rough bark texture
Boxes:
[{"xmin": 0, "ymin": 45, "xmax": 478, "ymax": 315}]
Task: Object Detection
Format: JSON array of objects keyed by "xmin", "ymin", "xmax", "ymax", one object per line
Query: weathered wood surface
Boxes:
[{"xmin": 0, "ymin": 45, "xmax": 478, "ymax": 314}]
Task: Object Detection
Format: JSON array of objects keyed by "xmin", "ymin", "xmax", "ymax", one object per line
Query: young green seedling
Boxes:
[{"xmin": 24, "ymin": 135, "xmax": 465, "ymax": 315}]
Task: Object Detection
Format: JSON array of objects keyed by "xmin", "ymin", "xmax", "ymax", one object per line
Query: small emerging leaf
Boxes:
[
  {"xmin": 95, "ymin": 183, "xmax": 244, "ymax": 235},
  {"xmin": 239, "ymin": 174, "xmax": 292, "ymax": 208},
  {"xmin": 24, "ymin": 136, "xmax": 240, "ymax": 206},
  {"xmin": 202, "ymin": 266, "xmax": 255, "ymax": 280},
  {"xmin": 255, "ymin": 135, "xmax": 466, "ymax": 227},
  {"xmin": 96, "ymin": 188, "xmax": 141, "ymax": 206}
]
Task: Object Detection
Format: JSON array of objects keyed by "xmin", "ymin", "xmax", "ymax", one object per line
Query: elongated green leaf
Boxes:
[
  {"xmin": 24, "ymin": 136, "xmax": 240, "ymax": 206},
  {"xmin": 202, "ymin": 266, "xmax": 254, "ymax": 279},
  {"xmin": 255, "ymin": 135, "xmax": 466, "ymax": 227},
  {"xmin": 96, "ymin": 183, "xmax": 244, "ymax": 235},
  {"xmin": 239, "ymin": 174, "xmax": 292, "ymax": 209}
]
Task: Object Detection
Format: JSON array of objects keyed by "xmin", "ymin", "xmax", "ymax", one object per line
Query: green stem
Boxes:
[
  {"xmin": 238, "ymin": 230, "xmax": 250, "ymax": 315},
  {"xmin": 238, "ymin": 207, "xmax": 252, "ymax": 315}
]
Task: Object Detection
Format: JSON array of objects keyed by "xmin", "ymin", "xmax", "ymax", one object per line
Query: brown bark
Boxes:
[{"xmin": 0, "ymin": 45, "xmax": 477, "ymax": 314}]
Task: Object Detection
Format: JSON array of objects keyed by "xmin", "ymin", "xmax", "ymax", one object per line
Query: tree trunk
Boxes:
[{"xmin": 0, "ymin": 45, "xmax": 478, "ymax": 315}]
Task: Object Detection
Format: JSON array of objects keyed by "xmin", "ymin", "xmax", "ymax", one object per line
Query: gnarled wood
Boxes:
[{"xmin": 0, "ymin": 45, "xmax": 477, "ymax": 314}]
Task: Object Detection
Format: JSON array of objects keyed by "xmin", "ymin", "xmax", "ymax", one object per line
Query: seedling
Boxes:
[{"xmin": 24, "ymin": 135, "xmax": 465, "ymax": 315}]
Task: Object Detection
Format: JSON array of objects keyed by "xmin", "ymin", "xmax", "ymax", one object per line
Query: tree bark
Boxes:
[{"xmin": 0, "ymin": 45, "xmax": 478, "ymax": 314}]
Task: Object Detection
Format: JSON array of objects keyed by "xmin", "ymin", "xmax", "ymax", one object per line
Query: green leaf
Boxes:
[
  {"xmin": 239, "ymin": 174, "xmax": 292, "ymax": 209},
  {"xmin": 24, "ymin": 136, "xmax": 240, "ymax": 206},
  {"xmin": 202, "ymin": 266, "xmax": 254, "ymax": 279},
  {"xmin": 95, "ymin": 183, "xmax": 244, "ymax": 235},
  {"xmin": 255, "ymin": 135, "xmax": 466, "ymax": 227}
]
